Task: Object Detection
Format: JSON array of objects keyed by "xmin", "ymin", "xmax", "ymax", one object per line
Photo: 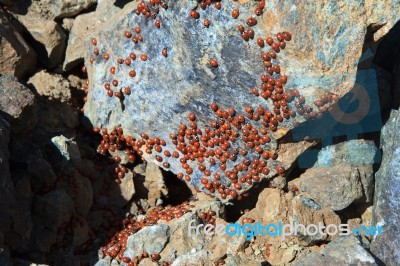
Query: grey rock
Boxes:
[
  {"xmin": 6, "ymin": 169, "xmax": 33, "ymax": 252},
  {"xmin": 370, "ymin": 109, "xmax": 400, "ymax": 265},
  {"xmin": 291, "ymin": 195, "xmax": 341, "ymax": 246},
  {"xmin": 0, "ymin": 75, "xmax": 37, "ymax": 135},
  {"xmin": 18, "ymin": 17, "xmax": 67, "ymax": 69},
  {"xmin": 295, "ymin": 252, "xmax": 344, "ymax": 266},
  {"xmin": 123, "ymin": 224, "xmax": 170, "ymax": 258},
  {"xmin": 323, "ymin": 235, "xmax": 376, "ymax": 265},
  {"xmin": 171, "ymin": 250, "xmax": 211, "ymax": 266},
  {"xmin": 298, "ymin": 164, "xmax": 364, "ymax": 211},
  {"xmin": 47, "ymin": 135, "xmax": 81, "ymax": 175},
  {"xmin": 64, "ymin": 11, "xmax": 101, "ymax": 71},
  {"xmin": 142, "ymin": 163, "xmax": 167, "ymax": 206},
  {"xmin": 14, "ymin": 0, "xmax": 97, "ymax": 20},
  {"xmin": 28, "ymin": 70, "xmax": 72, "ymax": 102},
  {"xmin": 30, "ymin": 189, "xmax": 74, "ymax": 252},
  {"xmin": 0, "ymin": 10, "xmax": 37, "ymax": 79},
  {"xmin": 314, "ymin": 140, "xmax": 377, "ymax": 202},
  {"xmin": 27, "ymin": 157, "xmax": 57, "ymax": 191},
  {"xmin": 83, "ymin": 1, "xmax": 400, "ymax": 199}
]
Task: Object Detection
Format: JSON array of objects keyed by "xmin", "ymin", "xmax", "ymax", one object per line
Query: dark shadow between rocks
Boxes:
[
  {"xmin": 114, "ymin": 0, "xmax": 132, "ymax": 9},
  {"xmin": 162, "ymin": 169, "xmax": 193, "ymax": 206}
]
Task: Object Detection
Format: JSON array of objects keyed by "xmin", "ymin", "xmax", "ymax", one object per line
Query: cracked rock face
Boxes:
[{"xmin": 83, "ymin": 0, "xmax": 400, "ymax": 201}]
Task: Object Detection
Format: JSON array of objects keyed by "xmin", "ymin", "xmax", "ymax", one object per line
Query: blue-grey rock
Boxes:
[
  {"xmin": 294, "ymin": 252, "xmax": 344, "ymax": 266},
  {"xmin": 322, "ymin": 235, "xmax": 376, "ymax": 265},
  {"xmin": 123, "ymin": 224, "xmax": 170, "ymax": 259},
  {"xmin": 0, "ymin": 75, "xmax": 37, "ymax": 136},
  {"xmin": 48, "ymin": 135, "xmax": 81, "ymax": 175},
  {"xmin": 297, "ymin": 164, "xmax": 364, "ymax": 211},
  {"xmin": 83, "ymin": 1, "xmax": 400, "ymax": 200},
  {"xmin": 370, "ymin": 109, "xmax": 400, "ymax": 265}
]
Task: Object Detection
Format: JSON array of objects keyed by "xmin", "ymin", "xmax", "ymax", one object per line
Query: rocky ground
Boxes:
[{"xmin": 0, "ymin": 0, "xmax": 399, "ymax": 266}]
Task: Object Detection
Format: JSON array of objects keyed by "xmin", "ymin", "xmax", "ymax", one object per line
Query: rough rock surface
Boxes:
[
  {"xmin": 18, "ymin": 17, "xmax": 67, "ymax": 69},
  {"xmin": 322, "ymin": 235, "xmax": 376, "ymax": 265},
  {"xmin": 64, "ymin": 12, "xmax": 101, "ymax": 71},
  {"xmin": 10, "ymin": 0, "xmax": 97, "ymax": 20},
  {"xmin": 370, "ymin": 109, "xmax": 400, "ymax": 265},
  {"xmin": 296, "ymin": 164, "xmax": 364, "ymax": 211},
  {"xmin": 28, "ymin": 70, "xmax": 72, "ymax": 102},
  {"xmin": 83, "ymin": 0, "xmax": 400, "ymax": 199},
  {"xmin": 0, "ymin": 75, "xmax": 37, "ymax": 135},
  {"xmin": 0, "ymin": 9, "xmax": 37, "ymax": 79}
]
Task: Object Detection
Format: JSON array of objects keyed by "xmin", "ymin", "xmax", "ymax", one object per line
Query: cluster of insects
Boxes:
[{"xmin": 84, "ymin": 0, "xmax": 341, "ymax": 264}]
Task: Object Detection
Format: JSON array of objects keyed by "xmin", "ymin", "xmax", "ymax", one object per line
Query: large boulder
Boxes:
[
  {"xmin": 370, "ymin": 109, "xmax": 400, "ymax": 265},
  {"xmin": 83, "ymin": 1, "xmax": 400, "ymax": 200}
]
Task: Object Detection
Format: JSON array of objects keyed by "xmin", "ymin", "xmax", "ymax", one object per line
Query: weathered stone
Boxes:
[
  {"xmin": 18, "ymin": 18, "xmax": 66, "ymax": 69},
  {"xmin": 323, "ymin": 235, "xmax": 376, "ymax": 265},
  {"xmin": 13, "ymin": 0, "xmax": 97, "ymax": 20},
  {"xmin": 297, "ymin": 164, "xmax": 364, "ymax": 211},
  {"xmin": 62, "ymin": 18, "xmax": 75, "ymax": 32},
  {"xmin": 0, "ymin": 10, "xmax": 37, "ymax": 79},
  {"xmin": 6, "ymin": 169, "xmax": 33, "ymax": 253},
  {"xmin": 313, "ymin": 139, "xmax": 377, "ymax": 202},
  {"xmin": 291, "ymin": 195, "xmax": 341, "ymax": 246},
  {"xmin": 64, "ymin": 12, "xmax": 101, "ymax": 71},
  {"xmin": 28, "ymin": 70, "xmax": 72, "ymax": 102},
  {"xmin": 160, "ymin": 199, "xmax": 224, "ymax": 262},
  {"xmin": 46, "ymin": 135, "xmax": 81, "ymax": 176},
  {"xmin": 123, "ymin": 224, "xmax": 170, "ymax": 258},
  {"xmin": 107, "ymin": 170, "xmax": 135, "ymax": 209},
  {"xmin": 171, "ymin": 250, "xmax": 212, "ymax": 266},
  {"xmin": 294, "ymin": 252, "xmax": 344, "ymax": 266},
  {"xmin": 142, "ymin": 163, "xmax": 167, "ymax": 206},
  {"xmin": 370, "ymin": 109, "xmax": 400, "ymax": 265},
  {"xmin": 30, "ymin": 189, "xmax": 74, "ymax": 252},
  {"xmin": 0, "ymin": 75, "xmax": 36, "ymax": 135},
  {"xmin": 83, "ymin": 1, "xmax": 400, "ymax": 199}
]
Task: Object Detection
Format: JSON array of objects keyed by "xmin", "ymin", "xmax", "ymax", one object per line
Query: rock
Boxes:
[
  {"xmin": 18, "ymin": 17, "xmax": 66, "ymax": 69},
  {"xmin": 171, "ymin": 250, "xmax": 212, "ymax": 266},
  {"xmin": 0, "ymin": 10, "xmax": 37, "ymax": 79},
  {"xmin": 0, "ymin": 75, "xmax": 37, "ymax": 135},
  {"xmin": 27, "ymin": 157, "xmax": 57, "ymax": 192},
  {"xmin": 46, "ymin": 135, "xmax": 81, "ymax": 175},
  {"xmin": 6, "ymin": 169, "xmax": 33, "ymax": 253},
  {"xmin": 322, "ymin": 235, "xmax": 376, "ymax": 265},
  {"xmin": 12, "ymin": 0, "xmax": 97, "ymax": 20},
  {"xmin": 160, "ymin": 199, "xmax": 224, "ymax": 262},
  {"xmin": 370, "ymin": 109, "xmax": 400, "ymax": 265},
  {"xmin": 107, "ymin": 170, "xmax": 135, "ymax": 209},
  {"xmin": 62, "ymin": 18, "xmax": 75, "ymax": 32},
  {"xmin": 294, "ymin": 252, "xmax": 343, "ymax": 266},
  {"xmin": 297, "ymin": 164, "xmax": 364, "ymax": 211},
  {"xmin": 0, "ymin": 118, "xmax": 16, "ymax": 246},
  {"xmin": 123, "ymin": 224, "xmax": 170, "ymax": 258},
  {"xmin": 64, "ymin": 12, "xmax": 101, "ymax": 71},
  {"xmin": 291, "ymin": 195, "xmax": 341, "ymax": 246},
  {"xmin": 30, "ymin": 189, "xmax": 74, "ymax": 252},
  {"xmin": 83, "ymin": 1, "xmax": 400, "ymax": 199},
  {"xmin": 142, "ymin": 163, "xmax": 167, "ymax": 206},
  {"xmin": 312, "ymin": 139, "xmax": 378, "ymax": 202},
  {"xmin": 28, "ymin": 70, "xmax": 72, "ymax": 102}
]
